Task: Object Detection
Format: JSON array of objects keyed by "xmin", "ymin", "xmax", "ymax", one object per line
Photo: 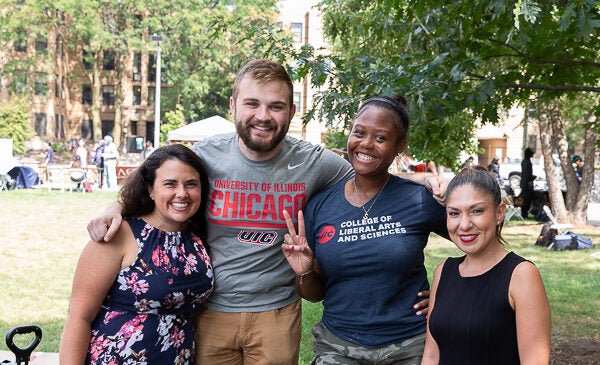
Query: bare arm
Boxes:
[
  {"xmin": 281, "ymin": 210, "xmax": 324, "ymax": 302},
  {"xmin": 87, "ymin": 201, "xmax": 124, "ymax": 242},
  {"xmin": 396, "ymin": 172, "xmax": 447, "ymax": 204},
  {"xmin": 59, "ymin": 222, "xmax": 133, "ymax": 365},
  {"xmin": 421, "ymin": 262, "xmax": 444, "ymax": 365},
  {"xmin": 511, "ymin": 262, "xmax": 551, "ymax": 365}
]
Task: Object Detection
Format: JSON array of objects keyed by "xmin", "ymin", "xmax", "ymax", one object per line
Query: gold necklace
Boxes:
[{"xmin": 353, "ymin": 174, "xmax": 390, "ymax": 220}]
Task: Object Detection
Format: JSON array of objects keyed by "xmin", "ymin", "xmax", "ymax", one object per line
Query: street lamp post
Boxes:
[{"xmin": 151, "ymin": 34, "xmax": 163, "ymax": 149}]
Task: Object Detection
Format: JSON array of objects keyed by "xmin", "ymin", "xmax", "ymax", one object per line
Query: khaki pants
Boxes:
[{"xmin": 195, "ymin": 300, "xmax": 302, "ymax": 365}]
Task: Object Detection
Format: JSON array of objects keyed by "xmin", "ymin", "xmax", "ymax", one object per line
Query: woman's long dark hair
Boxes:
[{"xmin": 120, "ymin": 144, "xmax": 210, "ymax": 240}]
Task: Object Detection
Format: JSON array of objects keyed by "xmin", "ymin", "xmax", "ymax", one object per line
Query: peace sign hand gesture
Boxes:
[{"xmin": 281, "ymin": 210, "xmax": 314, "ymax": 275}]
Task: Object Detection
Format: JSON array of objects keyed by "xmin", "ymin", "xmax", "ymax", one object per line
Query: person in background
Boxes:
[
  {"xmin": 281, "ymin": 94, "xmax": 449, "ymax": 364},
  {"xmin": 461, "ymin": 156, "xmax": 474, "ymax": 169},
  {"xmin": 573, "ymin": 154, "xmax": 583, "ymax": 182},
  {"xmin": 487, "ymin": 155, "xmax": 503, "ymax": 186},
  {"xmin": 392, "ymin": 153, "xmax": 412, "ymax": 173},
  {"xmin": 142, "ymin": 140, "xmax": 155, "ymax": 160},
  {"xmin": 414, "ymin": 160, "xmax": 437, "ymax": 174},
  {"xmin": 59, "ymin": 144, "xmax": 214, "ymax": 364},
  {"xmin": 93, "ymin": 141, "xmax": 105, "ymax": 189},
  {"xmin": 102, "ymin": 135, "xmax": 119, "ymax": 191},
  {"xmin": 72, "ymin": 138, "xmax": 88, "ymax": 169},
  {"xmin": 86, "ymin": 60, "xmax": 445, "ymax": 365},
  {"xmin": 44, "ymin": 142, "xmax": 55, "ymax": 164},
  {"xmin": 422, "ymin": 167, "xmax": 551, "ymax": 364},
  {"xmin": 519, "ymin": 147, "xmax": 535, "ymax": 218}
]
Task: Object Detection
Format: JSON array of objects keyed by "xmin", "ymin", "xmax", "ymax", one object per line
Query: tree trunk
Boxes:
[
  {"xmin": 538, "ymin": 103, "xmax": 569, "ymax": 222},
  {"xmin": 571, "ymin": 108, "xmax": 598, "ymax": 223},
  {"xmin": 540, "ymin": 99, "xmax": 599, "ymax": 224}
]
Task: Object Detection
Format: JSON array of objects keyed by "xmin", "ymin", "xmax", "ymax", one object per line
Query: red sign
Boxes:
[{"xmin": 116, "ymin": 165, "xmax": 139, "ymax": 183}]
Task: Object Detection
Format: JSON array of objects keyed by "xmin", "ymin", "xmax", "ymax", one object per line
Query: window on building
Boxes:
[
  {"xmin": 102, "ymin": 85, "xmax": 115, "ymax": 106},
  {"xmin": 11, "ymin": 72, "xmax": 27, "ymax": 94},
  {"xmin": 82, "ymin": 85, "xmax": 92, "ymax": 105},
  {"xmin": 60, "ymin": 115, "xmax": 66, "ymax": 139},
  {"xmin": 35, "ymin": 38, "xmax": 47, "ymax": 54},
  {"xmin": 293, "ymin": 92, "xmax": 302, "ymax": 114},
  {"xmin": 132, "ymin": 14, "xmax": 143, "ymax": 29},
  {"xmin": 146, "ymin": 122, "xmax": 155, "ymax": 144},
  {"xmin": 527, "ymin": 101, "xmax": 536, "ymax": 120},
  {"xmin": 53, "ymin": 114, "xmax": 65, "ymax": 139},
  {"xmin": 102, "ymin": 120, "xmax": 115, "ymax": 138},
  {"xmin": 81, "ymin": 119, "xmax": 93, "ymax": 140},
  {"xmin": 133, "ymin": 86, "xmax": 142, "ymax": 105},
  {"xmin": 291, "ymin": 22, "xmax": 303, "ymax": 43},
  {"xmin": 35, "ymin": 113, "xmax": 47, "ymax": 137},
  {"xmin": 14, "ymin": 32, "xmax": 27, "ymax": 52},
  {"xmin": 132, "ymin": 52, "xmax": 142, "ymax": 81},
  {"xmin": 54, "ymin": 114, "xmax": 59, "ymax": 138},
  {"xmin": 34, "ymin": 73, "xmax": 48, "ymax": 96},
  {"xmin": 55, "ymin": 75, "xmax": 65, "ymax": 98},
  {"xmin": 55, "ymin": 35, "xmax": 61, "ymax": 58},
  {"xmin": 103, "ymin": 51, "xmax": 115, "ymax": 71},
  {"xmin": 148, "ymin": 86, "xmax": 155, "ymax": 106},
  {"xmin": 130, "ymin": 121, "xmax": 138, "ymax": 136},
  {"xmin": 148, "ymin": 53, "xmax": 157, "ymax": 81},
  {"xmin": 83, "ymin": 50, "xmax": 92, "ymax": 70},
  {"xmin": 53, "ymin": 115, "xmax": 66, "ymax": 139}
]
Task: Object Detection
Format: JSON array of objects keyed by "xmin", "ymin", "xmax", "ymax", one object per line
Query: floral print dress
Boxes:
[{"xmin": 86, "ymin": 217, "xmax": 213, "ymax": 365}]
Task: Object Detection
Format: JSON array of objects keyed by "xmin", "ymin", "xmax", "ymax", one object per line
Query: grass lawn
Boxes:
[{"xmin": 1, "ymin": 189, "xmax": 599, "ymax": 364}]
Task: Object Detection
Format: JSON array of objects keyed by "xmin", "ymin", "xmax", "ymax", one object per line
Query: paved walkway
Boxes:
[{"xmin": 587, "ymin": 202, "xmax": 600, "ymax": 227}]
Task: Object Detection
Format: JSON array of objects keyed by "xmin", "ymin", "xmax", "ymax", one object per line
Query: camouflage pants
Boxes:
[{"xmin": 311, "ymin": 322, "xmax": 425, "ymax": 365}]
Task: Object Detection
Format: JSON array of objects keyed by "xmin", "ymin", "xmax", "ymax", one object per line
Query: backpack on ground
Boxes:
[{"xmin": 535, "ymin": 221, "xmax": 555, "ymax": 247}]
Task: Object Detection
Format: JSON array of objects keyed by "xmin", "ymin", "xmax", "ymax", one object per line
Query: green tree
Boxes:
[
  {"xmin": 161, "ymin": 104, "xmax": 186, "ymax": 144},
  {"xmin": 0, "ymin": 96, "xmax": 36, "ymax": 154},
  {"xmin": 0, "ymin": 0, "xmax": 278, "ymax": 144},
  {"xmin": 140, "ymin": 0, "xmax": 278, "ymax": 123},
  {"xmin": 251, "ymin": 0, "xmax": 599, "ymax": 222}
]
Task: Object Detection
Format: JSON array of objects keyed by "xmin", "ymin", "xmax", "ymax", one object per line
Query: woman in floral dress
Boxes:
[{"xmin": 60, "ymin": 144, "xmax": 214, "ymax": 364}]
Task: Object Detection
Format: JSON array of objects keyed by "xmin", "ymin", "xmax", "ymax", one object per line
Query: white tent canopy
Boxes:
[{"xmin": 168, "ymin": 115, "xmax": 235, "ymax": 143}]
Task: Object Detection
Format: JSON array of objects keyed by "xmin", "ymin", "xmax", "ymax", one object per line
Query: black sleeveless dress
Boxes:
[{"xmin": 428, "ymin": 252, "xmax": 526, "ymax": 365}]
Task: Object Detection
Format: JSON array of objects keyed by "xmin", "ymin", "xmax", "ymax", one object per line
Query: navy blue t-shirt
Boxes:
[{"xmin": 305, "ymin": 175, "xmax": 448, "ymax": 348}]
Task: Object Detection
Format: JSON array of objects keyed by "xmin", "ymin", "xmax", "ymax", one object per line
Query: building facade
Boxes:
[
  {"xmin": 0, "ymin": 25, "xmax": 161, "ymax": 151},
  {"xmin": 277, "ymin": 0, "xmax": 328, "ymax": 145},
  {"xmin": 0, "ymin": 1, "xmax": 331, "ymax": 150}
]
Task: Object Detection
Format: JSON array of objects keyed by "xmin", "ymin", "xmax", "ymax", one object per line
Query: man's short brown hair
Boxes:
[{"xmin": 232, "ymin": 60, "xmax": 294, "ymax": 106}]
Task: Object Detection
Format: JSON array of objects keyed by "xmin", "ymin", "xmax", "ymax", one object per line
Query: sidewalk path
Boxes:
[{"xmin": 587, "ymin": 202, "xmax": 600, "ymax": 227}]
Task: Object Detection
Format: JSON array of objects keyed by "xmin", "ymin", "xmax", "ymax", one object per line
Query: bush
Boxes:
[{"xmin": 0, "ymin": 96, "xmax": 35, "ymax": 154}]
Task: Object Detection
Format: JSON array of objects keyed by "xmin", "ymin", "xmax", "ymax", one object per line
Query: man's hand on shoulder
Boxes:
[{"xmin": 87, "ymin": 202, "xmax": 123, "ymax": 242}]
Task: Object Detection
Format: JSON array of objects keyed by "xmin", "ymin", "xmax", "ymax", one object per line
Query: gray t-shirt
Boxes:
[{"xmin": 191, "ymin": 133, "xmax": 352, "ymax": 312}]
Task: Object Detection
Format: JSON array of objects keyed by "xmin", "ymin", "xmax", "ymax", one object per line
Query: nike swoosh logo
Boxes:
[{"xmin": 287, "ymin": 162, "xmax": 304, "ymax": 170}]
